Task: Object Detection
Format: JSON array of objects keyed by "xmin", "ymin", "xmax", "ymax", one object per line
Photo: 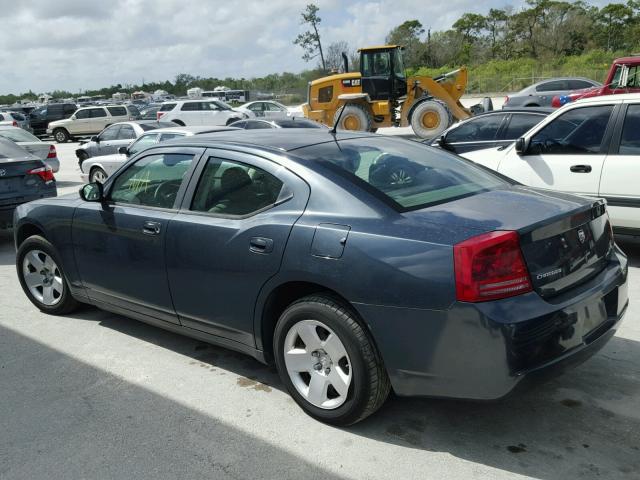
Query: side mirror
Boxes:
[
  {"xmin": 79, "ymin": 183, "xmax": 104, "ymax": 202},
  {"xmin": 91, "ymin": 136, "xmax": 99, "ymax": 142},
  {"xmin": 515, "ymin": 137, "xmax": 527, "ymax": 155},
  {"xmin": 117, "ymin": 146, "xmax": 129, "ymax": 155},
  {"xmin": 70, "ymin": 115, "xmax": 76, "ymax": 120}
]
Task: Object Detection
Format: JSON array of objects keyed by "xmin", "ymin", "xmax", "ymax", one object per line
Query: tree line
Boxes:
[{"xmin": 1, "ymin": 0, "xmax": 639, "ymax": 105}]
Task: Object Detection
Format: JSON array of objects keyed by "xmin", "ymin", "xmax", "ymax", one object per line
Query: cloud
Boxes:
[{"xmin": 0, "ymin": 0, "xmax": 613, "ymax": 95}]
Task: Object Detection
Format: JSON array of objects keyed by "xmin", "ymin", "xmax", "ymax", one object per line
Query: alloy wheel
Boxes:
[
  {"xmin": 22, "ymin": 250, "xmax": 63, "ymax": 306},
  {"xmin": 283, "ymin": 319, "xmax": 352, "ymax": 409}
]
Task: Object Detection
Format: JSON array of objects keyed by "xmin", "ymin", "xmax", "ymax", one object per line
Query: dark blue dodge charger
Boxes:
[{"xmin": 14, "ymin": 130, "xmax": 628, "ymax": 425}]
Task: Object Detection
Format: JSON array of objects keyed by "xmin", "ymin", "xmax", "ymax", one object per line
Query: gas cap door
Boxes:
[{"xmin": 311, "ymin": 224, "xmax": 351, "ymax": 259}]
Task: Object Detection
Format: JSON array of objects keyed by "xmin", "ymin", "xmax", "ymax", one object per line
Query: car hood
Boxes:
[
  {"xmin": 48, "ymin": 118, "xmax": 71, "ymax": 128},
  {"xmin": 81, "ymin": 153, "xmax": 125, "ymax": 173}
]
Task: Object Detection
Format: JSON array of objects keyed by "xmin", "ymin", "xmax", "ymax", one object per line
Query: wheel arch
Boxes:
[
  {"xmin": 257, "ymin": 280, "xmax": 372, "ymax": 364},
  {"xmin": 15, "ymin": 222, "xmax": 46, "ymax": 247}
]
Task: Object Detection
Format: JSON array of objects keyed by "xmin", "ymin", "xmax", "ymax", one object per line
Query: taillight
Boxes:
[
  {"xmin": 47, "ymin": 145, "xmax": 57, "ymax": 159},
  {"xmin": 157, "ymin": 112, "xmax": 165, "ymax": 120},
  {"xmin": 12, "ymin": 120, "xmax": 18, "ymax": 127},
  {"xmin": 27, "ymin": 165, "xmax": 55, "ymax": 184},
  {"xmin": 454, "ymin": 231, "xmax": 532, "ymax": 302},
  {"xmin": 504, "ymin": 96, "xmax": 509, "ymax": 105}
]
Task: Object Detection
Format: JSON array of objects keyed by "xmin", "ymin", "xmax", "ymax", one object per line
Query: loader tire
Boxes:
[
  {"xmin": 333, "ymin": 104, "xmax": 373, "ymax": 132},
  {"xmin": 410, "ymin": 99, "xmax": 452, "ymax": 139}
]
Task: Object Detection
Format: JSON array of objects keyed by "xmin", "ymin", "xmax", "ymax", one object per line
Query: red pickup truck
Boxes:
[{"xmin": 552, "ymin": 56, "xmax": 640, "ymax": 107}]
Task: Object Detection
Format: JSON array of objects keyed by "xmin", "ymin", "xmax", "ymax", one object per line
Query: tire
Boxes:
[
  {"xmin": 226, "ymin": 117, "xmax": 241, "ymax": 126},
  {"xmin": 16, "ymin": 235, "xmax": 79, "ymax": 315},
  {"xmin": 274, "ymin": 295, "xmax": 390, "ymax": 426},
  {"xmin": 53, "ymin": 128, "xmax": 70, "ymax": 143},
  {"xmin": 89, "ymin": 167, "xmax": 107, "ymax": 184},
  {"xmin": 172, "ymin": 119, "xmax": 185, "ymax": 126},
  {"xmin": 333, "ymin": 104, "xmax": 373, "ymax": 132},
  {"xmin": 482, "ymin": 97, "xmax": 494, "ymax": 112},
  {"xmin": 409, "ymin": 99, "xmax": 452, "ymax": 139}
]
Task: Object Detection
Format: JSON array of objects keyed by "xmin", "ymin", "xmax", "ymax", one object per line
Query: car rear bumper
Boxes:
[
  {"xmin": 355, "ymin": 246, "xmax": 629, "ymax": 400},
  {"xmin": 0, "ymin": 189, "xmax": 57, "ymax": 229}
]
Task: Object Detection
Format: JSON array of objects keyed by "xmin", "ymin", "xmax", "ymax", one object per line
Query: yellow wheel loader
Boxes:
[{"xmin": 302, "ymin": 45, "xmax": 486, "ymax": 139}]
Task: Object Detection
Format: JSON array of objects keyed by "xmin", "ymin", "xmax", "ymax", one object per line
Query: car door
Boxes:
[
  {"xmin": 72, "ymin": 109, "xmax": 92, "ymax": 135},
  {"xmin": 179, "ymin": 102, "xmax": 201, "ymax": 125},
  {"xmin": 498, "ymin": 104, "xmax": 616, "ymax": 196},
  {"xmin": 89, "ymin": 108, "xmax": 109, "ymax": 133},
  {"xmin": 534, "ymin": 80, "xmax": 568, "ymax": 107},
  {"xmin": 72, "ymin": 147, "xmax": 203, "ymax": 323},
  {"xmin": 201, "ymin": 102, "xmax": 225, "ymax": 125},
  {"xmin": 441, "ymin": 113, "xmax": 508, "ymax": 154},
  {"xmin": 165, "ymin": 149, "xmax": 310, "ymax": 345},
  {"xmin": 94, "ymin": 124, "xmax": 122, "ymax": 156},
  {"xmin": 598, "ymin": 102, "xmax": 640, "ymax": 232}
]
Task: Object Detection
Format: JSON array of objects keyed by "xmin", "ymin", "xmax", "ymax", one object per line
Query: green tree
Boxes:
[
  {"xmin": 293, "ymin": 4, "xmax": 326, "ymax": 71},
  {"xmin": 386, "ymin": 20, "xmax": 426, "ymax": 68}
]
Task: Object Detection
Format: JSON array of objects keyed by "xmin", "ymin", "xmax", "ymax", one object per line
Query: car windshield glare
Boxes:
[{"xmin": 294, "ymin": 138, "xmax": 508, "ymax": 211}]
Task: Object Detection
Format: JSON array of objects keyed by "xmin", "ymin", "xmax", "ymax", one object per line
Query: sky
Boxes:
[{"xmin": 0, "ymin": 0, "xmax": 611, "ymax": 95}]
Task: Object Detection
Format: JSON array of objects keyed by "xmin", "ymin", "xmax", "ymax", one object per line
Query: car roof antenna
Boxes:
[{"xmin": 330, "ymin": 104, "xmax": 346, "ymax": 135}]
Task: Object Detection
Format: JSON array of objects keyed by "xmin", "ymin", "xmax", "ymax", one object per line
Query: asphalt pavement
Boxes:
[{"xmin": 0, "ymin": 137, "xmax": 639, "ymax": 480}]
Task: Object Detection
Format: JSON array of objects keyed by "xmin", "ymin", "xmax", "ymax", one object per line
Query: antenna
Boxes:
[{"xmin": 330, "ymin": 104, "xmax": 347, "ymax": 134}]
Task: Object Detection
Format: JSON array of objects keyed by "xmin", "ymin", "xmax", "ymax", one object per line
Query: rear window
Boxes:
[
  {"xmin": 276, "ymin": 119, "xmax": 323, "ymax": 128},
  {"xmin": 0, "ymin": 128, "xmax": 39, "ymax": 142},
  {"xmin": 107, "ymin": 106, "xmax": 127, "ymax": 116},
  {"xmin": 294, "ymin": 138, "xmax": 508, "ymax": 211},
  {"xmin": 160, "ymin": 103, "xmax": 177, "ymax": 112}
]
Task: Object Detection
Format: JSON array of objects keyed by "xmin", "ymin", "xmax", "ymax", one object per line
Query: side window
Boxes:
[
  {"xmin": 536, "ymin": 80, "xmax": 567, "ymax": 92},
  {"xmin": 181, "ymin": 102, "xmax": 199, "ymax": 111},
  {"xmin": 107, "ymin": 106, "xmax": 127, "ymax": 117},
  {"xmin": 618, "ymin": 105, "xmax": 640, "ymax": 154},
  {"xmin": 191, "ymin": 157, "xmax": 283, "ymax": 216},
  {"xmin": 529, "ymin": 105, "xmax": 614, "ymax": 154},
  {"xmin": 158, "ymin": 133, "xmax": 185, "ymax": 142},
  {"xmin": 626, "ymin": 66, "xmax": 640, "ymax": 88},
  {"xmin": 446, "ymin": 114, "xmax": 506, "ymax": 143},
  {"xmin": 318, "ymin": 86, "xmax": 333, "ymax": 103},
  {"xmin": 248, "ymin": 103, "xmax": 263, "ymax": 112},
  {"xmin": 568, "ymin": 80, "xmax": 595, "ymax": 90},
  {"xmin": 231, "ymin": 121, "xmax": 247, "ymax": 128},
  {"xmin": 90, "ymin": 108, "xmax": 107, "ymax": 118},
  {"xmin": 99, "ymin": 125, "xmax": 121, "ymax": 141},
  {"xmin": 128, "ymin": 134, "xmax": 159, "ymax": 156},
  {"xmin": 118, "ymin": 125, "xmax": 136, "ymax": 140},
  {"xmin": 267, "ymin": 103, "xmax": 286, "ymax": 112},
  {"xmin": 110, "ymin": 153, "xmax": 194, "ymax": 208},
  {"xmin": 75, "ymin": 109, "xmax": 90, "ymax": 119},
  {"xmin": 503, "ymin": 114, "xmax": 545, "ymax": 139},
  {"xmin": 245, "ymin": 121, "xmax": 272, "ymax": 129},
  {"xmin": 0, "ymin": 114, "xmax": 4, "ymax": 121},
  {"xmin": 160, "ymin": 103, "xmax": 177, "ymax": 112}
]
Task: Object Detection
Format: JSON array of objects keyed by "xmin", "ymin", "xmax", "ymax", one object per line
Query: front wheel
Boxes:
[
  {"xmin": 410, "ymin": 99, "xmax": 452, "ymax": 139},
  {"xmin": 333, "ymin": 104, "xmax": 373, "ymax": 132},
  {"xmin": 274, "ymin": 295, "xmax": 390, "ymax": 426},
  {"xmin": 16, "ymin": 235, "xmax": 79, "ymax": 315},
  {"xmin": 53, "ymin": 128, "xmax": 70, "ymax": 143},
  {"xmin": 90, "ymin": 167, "xmax": 107, "ymax": 184}
]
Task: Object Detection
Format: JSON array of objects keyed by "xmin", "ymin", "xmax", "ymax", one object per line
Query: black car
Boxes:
[
  {"xmin": 13, "ymin": 130, "xmax": 628, "ymax": 425},
  {"xmin": 29, "ymin": 103, "xmax": 78, "ymax": 137},
  {"xmin": 230, "ymin": 118, "xmax": 326, "ymax": 129},
  {"xmin": 431, "ymin": 108, "xmax": 552, "ymax": 154},
  {"xmin": 0, "ymin": 137, "xmax": 56, "ymax": 229}
]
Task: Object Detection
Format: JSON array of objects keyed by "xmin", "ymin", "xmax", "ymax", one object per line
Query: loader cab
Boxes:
[{"xmin": 360, "ymin": 46, "xmax": 407, "ymax": 101}]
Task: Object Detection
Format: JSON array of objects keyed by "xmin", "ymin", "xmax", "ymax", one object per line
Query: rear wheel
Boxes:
[
  {"xmin": 333, "ymin": 104, "xmax": 373, "ymax": 132},
  {"xmin": 274, "ymin": 295, "xmax": 390, "ymax": 426},
  {"xmin": 89, "ymin": 167, "xmax": 107, "ymax": 184},
  {"xmin": 16, "ymin": 235, "xmax": 79, "ymax": 315},
  {"xmin": 53, "ymin": 128, "xmax": 70, "ymax": 143},
  {"xmin": 410, "ymin": 99, "xmax": 452, "ymax": 139},
  {"xmin": 172, "ymin": 119, "xmax": 185, "ymax": 126}
]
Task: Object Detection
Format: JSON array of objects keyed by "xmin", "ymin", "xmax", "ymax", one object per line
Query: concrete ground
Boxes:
[{"xmin": 0, "ymin": 139, "xmax": 639, "ymax": 480}]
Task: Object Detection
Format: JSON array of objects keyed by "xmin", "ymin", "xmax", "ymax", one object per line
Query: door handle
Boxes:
[
  {"xmin": 570, "ymin": 164, "xmax": 592, "ymax": 173},
  {"xmin": 249, "ymin": 237, "xmax": 274, "ymax": 254},
  {"xmin": 142, "ymin": 221, "xmax": 161, "ymax": 236}
]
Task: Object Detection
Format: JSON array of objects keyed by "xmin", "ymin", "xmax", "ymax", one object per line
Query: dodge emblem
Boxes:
[{"xmin": 577, "ymin": 228, "xmax": 586, "ymax": 244}]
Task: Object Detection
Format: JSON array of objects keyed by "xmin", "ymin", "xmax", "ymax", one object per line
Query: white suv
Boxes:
[
  {"xmin": 47, "ymin": 105, "xmax": 138, "ymax": 143},
  {"xmin": 463, "ymin": 93, "xmax": 640, "ymax": 235},
  {"xmin": 157, "ymin": 100, "xmax": 245, "ymax": 126}
]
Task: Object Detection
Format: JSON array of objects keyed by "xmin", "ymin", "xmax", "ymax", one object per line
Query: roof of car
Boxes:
[
  {"xmin": 493, "ymin": 107, "xmax": 554, "ymax": 115},
  {"xmin": 142, "ymin": 126, "xmax": 239, "ymax": 135},
  {"xmin": 573, "ymin": 92, "xmax": 640, "ymax": 105},
  {"xmin": 170, "ymin": 129, "xmax": 382, "ymax": 153}
]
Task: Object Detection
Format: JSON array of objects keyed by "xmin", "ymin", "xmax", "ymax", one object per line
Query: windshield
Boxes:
[
  {"xmin": 212, "ymin": 100, "xmax": 232, "ymax": 111},
  {"xmin": 0, "ymin": 128, "xmax": 39, "ymax": 143},
  {"xmin": 392, "ymin": 48, "xmax": 406, "ymax": 78},
  {"xmin": 294, "ymin": 137, "xmax": 508, "ymax": 211}
]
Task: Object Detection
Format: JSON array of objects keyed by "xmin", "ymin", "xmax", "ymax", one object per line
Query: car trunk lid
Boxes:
[
  {"xmin": 0, "ymin": 158, "xmax": 49, "ymax": 201},
  {"xmin": 404, "ymin": 185, "xmax": 613, "ymax": 299}
]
